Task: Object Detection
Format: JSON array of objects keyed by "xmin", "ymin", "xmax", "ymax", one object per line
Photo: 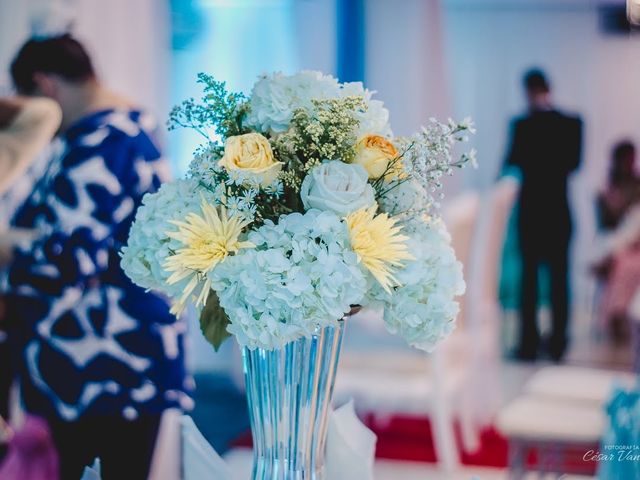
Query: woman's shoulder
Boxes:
[
  {"xmin": 59, "ymin": 109, "xmax": 169, "ymax": 190},
  {"xmin": 104, "ymin": 109, "xmax": 160, "ymax": 139},
  {"xmin": 66, "ymin": 107, "xmax": 154, "ymax": 139},
  {"xmin": 106, "ymin": 110, "xmax": 162, "ymax": 161},
  {"xmin": 66, "ymin": 109, "xmax": 162, "ymax": 160}
]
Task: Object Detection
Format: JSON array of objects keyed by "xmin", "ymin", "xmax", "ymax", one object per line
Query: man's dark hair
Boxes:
[
  {"xmin": 523, "ymin": 68, "xmax": 550, "ymax": 92},
  {"xmin": 11, "ymin": 34, "xmax": 95, "ymax": 94}
]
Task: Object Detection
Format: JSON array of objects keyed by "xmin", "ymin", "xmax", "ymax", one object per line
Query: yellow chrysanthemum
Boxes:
[
  {"xmin": 345, "ymin": 205, "xmax": 414, "ymax": 293},
  {"xmin": 163, "ymin": 201, "xmax": 254, "ymax": 315}
]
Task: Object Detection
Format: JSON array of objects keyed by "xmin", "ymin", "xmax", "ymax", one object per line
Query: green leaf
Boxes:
[{"xmin": 199, "ymin": 291, "xmax": 232, "ymax": 351}]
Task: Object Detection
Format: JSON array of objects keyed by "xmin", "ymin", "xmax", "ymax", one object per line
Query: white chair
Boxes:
[
  {"xmin": 523, "ymin": 365, "xmax": 636, "ymax": 405},
  {"xmin": 472, "ymin": 177, "xmax": 520, "ymax": 313},
  {"xmin": 442, "ymin": 191, "xmax": 480, "ymax": 271},
  {"xmin": 335, "ymin": 191, "xmax": 481, "ymax": 474},
  {"xmin": 497, "ymin": 396, "xmax": 606, "ymax": 444},
  {"xmin": 497, "ymin": 364, "xmax": 633, "ymax": 479},
  {"xmin": 458, "ymin": 177, "xmax": 519, "ymax": 450},
  {"xmin": 497, "ymin": 395, "xmax": 605, "ymax": 479}
]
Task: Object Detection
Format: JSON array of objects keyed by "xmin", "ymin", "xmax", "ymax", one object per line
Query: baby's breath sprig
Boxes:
[
  {"xmin": 268, "ymin": 96, "xmax": 366, "ymax": 202},
  {"xmin": 271, "ymin": 96, "xmax": 364, "ymax": 168},
  {"xmin": 369, "ymin": 142, "xmax": 415, "ymax": 199},
  {"xmin": 168, "ymin": 73, "xmax": 249, "ymax": 141},
  {"xmin": 378, "ymin": 118, "xmax": 476, "ymax": 213}
]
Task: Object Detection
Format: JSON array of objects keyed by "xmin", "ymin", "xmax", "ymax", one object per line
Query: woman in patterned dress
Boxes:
[
  {"xmin": 0, "ymin": 96, "xmax": 61, "ymax": 417},
  {"xmin": 3, "ymin": 35, "xmax": 191, "ymax": 480}
]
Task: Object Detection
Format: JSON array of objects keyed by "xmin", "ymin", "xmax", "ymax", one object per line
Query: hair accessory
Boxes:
[{"xmin": 30, "ymin": 0, "xmax": 76, "ymax": 40}]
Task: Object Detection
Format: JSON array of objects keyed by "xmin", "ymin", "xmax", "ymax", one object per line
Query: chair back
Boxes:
[
  {"xmin": 457, "ymin": 178, "xmax": 519, "ymax": 448},
  {"xmin": 479, "ymin": 177, "xmax": 519, "ymax": 305},
  {"xmin": 442, "ymin": 191, "xmax": 481, "ymax": 282},
  {"xmin": 442, "ymin": 191, "xmax": 481, "ymax": 331}
]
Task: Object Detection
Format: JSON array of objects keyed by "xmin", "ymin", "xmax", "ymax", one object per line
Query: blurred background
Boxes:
[{"xmin": 1, "ymin": 0, "xmax": 639, "ymax": 478}]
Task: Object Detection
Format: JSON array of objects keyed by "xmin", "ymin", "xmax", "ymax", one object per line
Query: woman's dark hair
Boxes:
[
  {"xmin": 11, "ymin": 34, "xmax": 95, "ymax": 94},
  {"xmin": 613, "ymin": 140, "xmax": 636, "ymax": 162},
  {"xmin": 610, "ymin": 140, "xmax": 636, "ymax": 184}
]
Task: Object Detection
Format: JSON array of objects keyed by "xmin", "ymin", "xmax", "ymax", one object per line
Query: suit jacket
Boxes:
[{"xmin": 506, "ymin": 109, "xmax": 582, "ymax": 234}]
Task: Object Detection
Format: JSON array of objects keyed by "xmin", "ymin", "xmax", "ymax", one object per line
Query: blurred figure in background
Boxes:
[
  {"xmin": 2, "ymin": 34, "xmax": 190, "ymax": 480},
  {"xmin": 595, "ymin": 141, "xmax": 640, "ymax": 342},
  {"xmin": 597, "ymin": 141, "xmax": 640, "ymax": 230},
  {"xmin": 505, "ymin": 69, "xmax": 582, "ymax": 362},
  {"xmin": 0, "ymin": 97, "xmax": 61, "ymax": 471},
  {"xmin": 0, "ymin": 95, "xmax": 61, "ymax": 431}
]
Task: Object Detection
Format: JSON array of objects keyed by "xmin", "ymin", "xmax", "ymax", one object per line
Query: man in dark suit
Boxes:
[{"xmin": 506, "ymin": 69, "xmax": 582, "ymax": 361}]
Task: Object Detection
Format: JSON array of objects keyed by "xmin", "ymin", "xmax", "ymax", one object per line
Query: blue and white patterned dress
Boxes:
[{"xmin": 6, "ymin": 109, "xmax": 192, "ymax": 421}]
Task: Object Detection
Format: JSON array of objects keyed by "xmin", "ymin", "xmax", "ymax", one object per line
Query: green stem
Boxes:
[{"xmin": 376, "ymin": 177, "xmax": 411, "ymax": 200}]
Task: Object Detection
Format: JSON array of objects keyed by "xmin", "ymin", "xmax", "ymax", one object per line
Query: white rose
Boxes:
[{"xmin": 300, "ymin": 161, "xmax": 376, "ymax": 216}]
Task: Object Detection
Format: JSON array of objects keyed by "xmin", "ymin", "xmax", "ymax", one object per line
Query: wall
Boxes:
[
  {"xmin": 0, "ymin": 0, "xmax": 171, "ymax": 133},
  {"xmin": 442, "ymin": 0, "xmax": 640, "ymax": 301},
  {"xmin": 364, "ymin": 0, "xmax": 640, "ymax": 304}
]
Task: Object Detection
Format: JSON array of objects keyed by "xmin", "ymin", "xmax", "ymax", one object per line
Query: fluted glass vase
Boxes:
[{"xmin": 241, "ymin": 321, "xmax": 345, "ymax": 480}]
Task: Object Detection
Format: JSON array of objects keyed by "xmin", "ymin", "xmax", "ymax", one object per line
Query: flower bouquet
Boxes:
[{"xmin": 121, "ymin": 71, "xmax": 475, "ymax": 479}]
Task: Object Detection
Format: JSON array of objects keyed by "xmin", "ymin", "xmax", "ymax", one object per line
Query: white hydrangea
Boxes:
[
  {"xmin": 209, "ymin": 209, "xmax": 367, "ymax": 349},
  {"xmin": 246, "ymin": 71, "xmax": 391, "ymax": 137},
  {"xmin": 246, "ymin": 71, "xmax": 341, "ymax": 134},
  {"xmin": 369, "ymin": 216, "xmax": 465, "ymax": 352},
  {"xmin": 121, "ymin": 178, "xmax": 216, "ymax": 297},
  {"xmin": 378, "ymin": 179, "xmax": 429, "ymax": 218},
  {"xmin": 341, "ymin": 81, "xmax": 391, "ymax": 137}
]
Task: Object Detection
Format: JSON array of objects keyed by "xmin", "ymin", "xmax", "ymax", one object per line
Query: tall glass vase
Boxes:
[{"xmin": 242, "ymin": 321, "xmax": 345, "ymax": 480}]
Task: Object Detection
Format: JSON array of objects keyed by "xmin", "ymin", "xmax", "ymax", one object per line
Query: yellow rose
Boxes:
[
  {"xmin": 352, "ymin": 134, "xmax": 401, "ymax": 180},
  {"xmin": 219, "ymin": 133, "xmax": 283, "ymax": 187}
]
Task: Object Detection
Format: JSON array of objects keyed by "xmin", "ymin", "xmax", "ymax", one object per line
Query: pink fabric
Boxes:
[
  {"xmin": 600, "ymin": 244, "xmax": 640, "ymax": 324},
  {"xmin": 0, "ymin": 415, "xmax": 59, "ymax": 480}
]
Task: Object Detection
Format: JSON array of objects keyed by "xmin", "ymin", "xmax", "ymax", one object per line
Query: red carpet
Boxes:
[
  {"xmin": 364, "ymin": 413, "xmax": 508, "ymax": 467},
  {"xmin": 232, "ymin": 413, "xmax": 597, "ymax": 474}
]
